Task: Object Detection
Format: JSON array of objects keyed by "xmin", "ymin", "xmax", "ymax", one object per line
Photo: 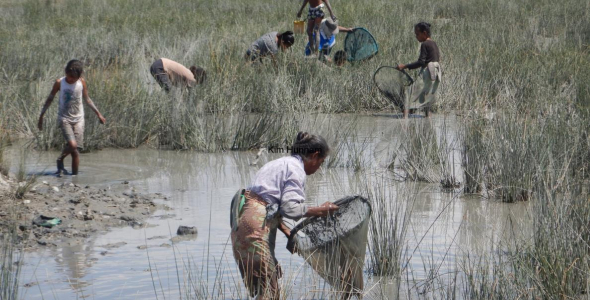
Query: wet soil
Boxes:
[{"xmin": 0, "ymin": 174, "xmax": 169, "ymax": 251}]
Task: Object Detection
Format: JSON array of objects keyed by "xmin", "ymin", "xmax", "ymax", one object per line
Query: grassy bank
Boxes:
[{"xmin": 0, "ymin": 0, "xmax": 588, "ymax": 150}]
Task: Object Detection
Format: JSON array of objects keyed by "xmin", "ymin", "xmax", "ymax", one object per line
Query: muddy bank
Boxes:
[{"xmin": 0, "ymin": 174, "xmax": 169, "ymax": 251}]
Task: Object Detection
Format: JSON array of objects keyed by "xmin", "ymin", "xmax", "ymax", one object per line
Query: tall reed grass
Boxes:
[
  {"xmin": 0, "ymin": 0, "xmax": 587, "ymax": 150},
  {"xmin": 366, "ymin": 177, "xmax": 414, "ymax": 278},
  {"xmin": 1, "ymin": 222, "xmax": 23, "ymax": 300}
]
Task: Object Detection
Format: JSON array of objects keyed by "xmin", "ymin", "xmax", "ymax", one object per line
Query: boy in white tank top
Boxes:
[{"xmin": 38, "ymin": 60, "xmax": 106, "ymax": 176}]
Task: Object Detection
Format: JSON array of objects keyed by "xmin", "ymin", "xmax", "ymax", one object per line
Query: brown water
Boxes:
[{"xmin": 9, "ymin": 114, "xmax": 531, "ymax": 299}]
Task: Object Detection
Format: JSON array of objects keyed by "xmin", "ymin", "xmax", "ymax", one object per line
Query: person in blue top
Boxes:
[{"xmin": 305, "ymin": 19, "xmax": 352, "ymax": 62}]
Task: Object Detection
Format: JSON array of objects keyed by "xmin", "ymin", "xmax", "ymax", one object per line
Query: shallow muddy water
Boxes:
[{"xmin": 7, "ymin": 114, "xmax": 531, "ymax": 299}]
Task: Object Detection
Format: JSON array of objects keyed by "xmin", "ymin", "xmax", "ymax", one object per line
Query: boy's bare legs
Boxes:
[
  {"xmin": 403, "ymin": 109, "xmax": 409, "ymax": 119},
  {"xmin": 313, "ymin": 17, "xmax": 322, "ymax": 52},
  {"xmin": 306, "ymin": 20, "xmax": 316, "ymax": 52},
  {"xmin": 56, "ymin": 150, "xmax": 69, "ymax": 175},
  {"xmin": 67, "ymin": 140, "xmax": 80, "ymax": 175},
  {"xmin": 306, "ymin": 17, "xmax": 322, "ymax": 53},
  {"xmin": 56, "ymin": 140, "xmax": 79, "ymax": 176}
]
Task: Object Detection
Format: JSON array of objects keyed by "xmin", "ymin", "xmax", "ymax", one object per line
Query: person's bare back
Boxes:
[{"xmin": 309, "ymin": 0, "xmax": 323, "ymax": 8}]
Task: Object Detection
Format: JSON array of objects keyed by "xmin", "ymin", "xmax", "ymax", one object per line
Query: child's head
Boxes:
[
  {"xmin": 291, "ymin": 131, "xmax": 330, "ymax": 175},
  {"xmin": 278, "ymin": 31, "xmax": 295, "ymax": 51},
  {"xmin": 190, "ymin": 66, "xmax": 206, "ymax": 84},
  {"xmin": 64, "ymin": 60, "xmax": 84, "ymax": 83},
  {"xmin": 334, "ymin": 50, "xmax": 347, "ymax": 67},
  {"xmin": 414, "ymin": 22, "xmax": 431, "ymax": 42}
]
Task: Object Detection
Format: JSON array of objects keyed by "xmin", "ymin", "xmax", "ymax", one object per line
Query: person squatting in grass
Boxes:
[
  {"xmin": 38, "ymin": 60, "xmax": 106, "ymax": 176},
  {"xmin": 245, "ymin": 31, "xmax": 295, "ymax": 66},
  {"xmin": 396, "ymin": 22, "xmax": 441, "ymax": 119},
  {"xmin": 296, "ymin": 0, "xmax": 337, "ymax": 54},
  {"xmin": 149, "ymin": 58, "xmax": 206, "ymax": 92},
  {"xmin": 304, "ymin": 18, "xmax": 353, "ymax": 63},
  {"xmin": 230, "ymin": 132, "xmax": 339, "ymax": 300}
]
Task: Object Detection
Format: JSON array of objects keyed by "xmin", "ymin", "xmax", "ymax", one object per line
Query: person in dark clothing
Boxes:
[{"xmin": 396, "ymin": 22, "xmax": 441, "ymax": 118}]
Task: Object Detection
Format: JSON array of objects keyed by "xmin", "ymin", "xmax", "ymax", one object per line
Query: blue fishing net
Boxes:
[{"xmin": 344, "ymin": 28, "xmax": 379, "ymax": 62}]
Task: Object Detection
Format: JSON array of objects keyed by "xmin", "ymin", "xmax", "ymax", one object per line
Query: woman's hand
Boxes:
[
  {"xmin": 396, "ymin": 64, "xmax": 406, "ymax": 70},
  {"xmin": 304, "ymin": 202, "xmax": 339, "ymax": 217},
  {"xmin": 320, "ymin": 201, "xmax": 338, "ymax": 212}
]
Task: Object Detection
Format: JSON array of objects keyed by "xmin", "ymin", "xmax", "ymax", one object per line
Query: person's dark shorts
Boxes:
[
  {"xmin": 308, "ymin": 5, "xmax": 325, "ymax": 20},
  {"xmin": 150, "ymin": 59, "xmax": 172, "ymax": 92}
]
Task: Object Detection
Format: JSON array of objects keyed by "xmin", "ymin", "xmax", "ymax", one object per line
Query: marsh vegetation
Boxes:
[{"xmin": 0, "ymin": 0, "xmax": 589, "ymax": 298}]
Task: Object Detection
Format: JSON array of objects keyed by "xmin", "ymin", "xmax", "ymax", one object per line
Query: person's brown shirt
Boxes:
[{"xmin": 406, "ymin": 40, "xmax": 440, "ymax": 70}]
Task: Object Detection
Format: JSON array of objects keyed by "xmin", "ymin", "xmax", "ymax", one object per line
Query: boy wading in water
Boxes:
[
  {"xmin": 38, "ymin": 60, "xmax": 106, "ymax": 176},
  {"xmin": 297, "ymin": 0, "xmax": 337, "ymax": 54},
  {"xmin": 396, "ymin": 22, "xmax": 441, "ymax": 119}
]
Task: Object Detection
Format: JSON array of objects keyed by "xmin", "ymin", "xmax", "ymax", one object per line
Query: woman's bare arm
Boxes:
[{"xmin": 304, "ymin": 201, "xmax": 338, "ymax": 217}]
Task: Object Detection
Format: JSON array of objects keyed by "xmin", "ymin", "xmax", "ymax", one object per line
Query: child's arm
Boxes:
[
  {"xmin": 400, "ymin": 43, "xmax": 428, "ymax": 70},
  {"xmin": 38, "ymin": 79, "xmax": 61, "ymax": 131},
  {"xmin": 81, "ymin": 79, "xmax": 106, "ymax": 124},
  {"xmin": 296, "ymin": 0, "xmax": 309, "ymax": 18},
  {"xmin": 323, "ymin": 0, "xmax": 336, "ymax": 20},
  {"xmin": 338, "ymin": 26, "xmax": 353, "ymax": 32}
]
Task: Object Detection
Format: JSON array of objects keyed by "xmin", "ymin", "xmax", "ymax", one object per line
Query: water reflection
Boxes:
[{"xmin": 10, "ymin": 114, "xmax": 530, "ymax": 299}]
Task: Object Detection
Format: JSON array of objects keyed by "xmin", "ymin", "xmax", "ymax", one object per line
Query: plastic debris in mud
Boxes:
[
  {"xmin": 32, "ymin": 215, "xmax": 62, "ymax": 228},
  {"xmin": 290, "ymin": 195, "xmax": 372, "ymax": 299}
]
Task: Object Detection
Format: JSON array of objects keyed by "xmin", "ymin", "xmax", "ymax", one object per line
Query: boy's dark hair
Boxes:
[
  {"xmin": 65, "ymin": 60, "xmax": 84, "ymax": 78},
  {"xmin": 415, "ymin": 22, "xmax": 432, "ymax": 36},
  {"xmin": 278, "ymin": 31, "xmax": 295, "ymax": 47},
  {"xmin": 190, "ymin": 66, "xmax": 206, "ymax": 84},
  {"xmin": 291, "ymin": 131, "xmax": 330, "ymax": 159},
  {"xmin": 334, "ymin": 50, "xmax": 347, "ymax": 66}
]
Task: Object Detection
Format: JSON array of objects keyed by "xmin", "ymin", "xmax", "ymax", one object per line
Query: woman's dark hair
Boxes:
[
  {"xmin": 334, "ymin": 50, "xmax": 347, "ymax": 66},
  {"xmin": 291, "ymin": 131, "xmax": 330, "ymax": 159},
  {"xmin": 414, "ymin": 22, "xmax": 432, "ymax": 36},
  {"xmin": 65, "ymin": 60, "xmax": 84, "ymax": 78},
  {"xmin": 190, "ymin": 66, "xmax": 206, "ymax": 84},
  {"xmin": 278, "ymin": 31, "xmax": 295, "ymax": 47}
]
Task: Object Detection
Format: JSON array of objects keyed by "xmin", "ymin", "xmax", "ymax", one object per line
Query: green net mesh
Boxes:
[
  {"xmin": 344, "ymin": 28, "xmax": 379, "ymax": 62},
  {"xmin": 291, "ymin": 195, "xmax": 372, "ymax": 298}
]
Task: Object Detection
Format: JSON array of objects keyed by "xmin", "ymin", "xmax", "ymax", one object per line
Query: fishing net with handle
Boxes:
[
  {"xmin": 290, "ymin": 195, "xmax": 372, "ymax": 299},
  {"xmin": 344, "ymin": 28, "xmax": 378, "ymax": 62},
  {"xmin": 373, "ymin": 66, "xmax": 414, "ymax": 109}
]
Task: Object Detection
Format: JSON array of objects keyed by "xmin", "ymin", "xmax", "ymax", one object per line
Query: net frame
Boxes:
[
  {"xmin": 344, "ymin": 28, "xmax": 379, "ymax": 62},
  {"xmin": 373, "ymin": 66, "xmax": 415, "ymax": 109}
]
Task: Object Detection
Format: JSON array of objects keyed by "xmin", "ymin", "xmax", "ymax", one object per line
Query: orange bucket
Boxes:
[{"xmin": 294, "ymin": 20, "xmax": 305, "ymax": 34}]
